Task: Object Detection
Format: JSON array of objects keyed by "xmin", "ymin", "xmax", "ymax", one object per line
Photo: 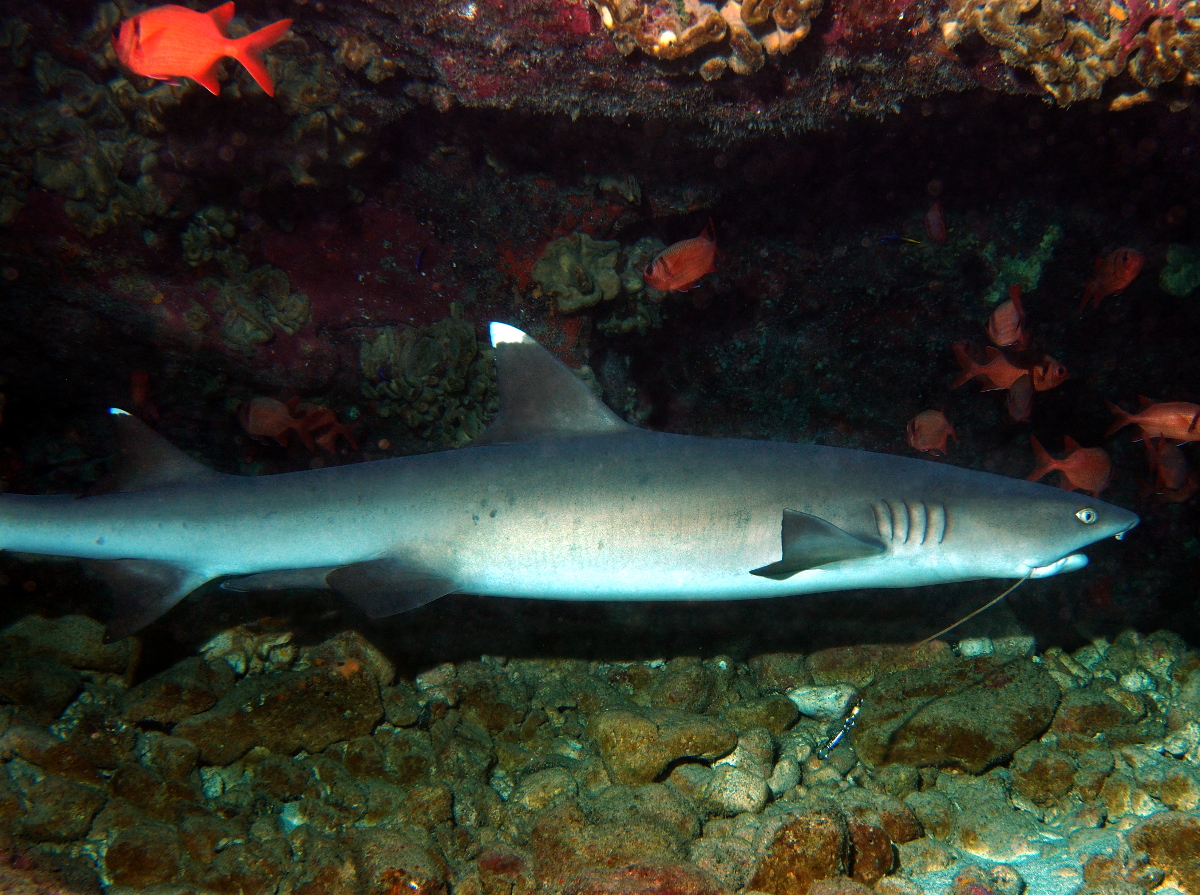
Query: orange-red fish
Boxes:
[
  {"xmin": 644, "ymin": 221, "xmax": 717, "ymax": 292},
  {"xmin": 986, "ymin": 284, "xmax": 1028, "ymax": 349},
  {"xmin": 1079, "ymin": 247, "xmax": 1144, "ymax": 310},
  {"xmin": 906, "ymin": 410, "xmax": 955, "ymax": 455},
  {"xmin": 1028, "ymin": 435, "xmax": 1112, "ymax": 497},
  {"xmin": 952, "ymin": 343, "xmax": 1036, "ymax": 391},
  {"xmin": 1006, "ymin": 373, "xmax": 1033, "ymax": 422},
  {"xmin": 113, "ymin": 3, "xmax": 292, "ymax": 97},
  {"xmin": 925, "ymin": 200, "xmax": 947, "ymax": 244},
  {"xmin": 1143, "ymin": 436, "xmax": 1199, "ymax": 504},
  {"xmin": 1106, "ymin": 397, "xmax": 1200, "ymax": 442},
  {"xmin": 1029, "ymin": 356, "xmax": 1068, "ymax": 392}
]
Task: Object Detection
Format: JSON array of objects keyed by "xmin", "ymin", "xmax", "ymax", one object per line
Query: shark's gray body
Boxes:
[{"xmin": 0, "ymin": 323, "xmax": 1138, "ymax": 637}]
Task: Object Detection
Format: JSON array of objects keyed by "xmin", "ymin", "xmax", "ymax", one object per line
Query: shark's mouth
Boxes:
[{"xmin": 1027, "ymin": 554, "xmax": 1089, "ymax": 578}]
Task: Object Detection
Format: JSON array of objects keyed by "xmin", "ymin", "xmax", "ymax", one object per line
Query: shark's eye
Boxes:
[{"xmin": 1076, "ymin": 508, "xmax": 1097, "ymax": 524}]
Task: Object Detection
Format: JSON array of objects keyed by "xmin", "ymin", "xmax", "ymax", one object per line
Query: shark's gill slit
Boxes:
[{"xmin": 908, "ymin": 502, "xmax": 926, "ymax": 545}]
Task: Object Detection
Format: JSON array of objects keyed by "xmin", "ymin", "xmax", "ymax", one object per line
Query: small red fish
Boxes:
[
  {"xmin": 644, "ymin": 221, "xmax": 717, "ymax": 292},
  {"xmin": 1006, "ymin": 373, "xmax": 1033, "ymax": 422},
  {"xmin": 1143, "ymin": 436, "xmax": 1199, "ymax": 504},
  {"xmin": 952, "ymin": 343, "xmax": 1031, "ymax": 391},
  {"xmin": 986, "ymin": 284, "xmax": 1028, "ymax": 349},
  {"xmin": 1028, "ymin": 435, "xmax": 1112, "ymax": 497},
  {"xmin": 113, "ymin": 3, "xmax": 292, "ymax": 97},
  {"xmin": 1029, "ymin": 356, "xmax": 1068, "ymax": 392},
  {"xmin": 1106, "ymin": 397, "xmax": 1200, "ymax": 443},
  {"xmin": 1080, "ymin": 247, "xmax": 1144, "ymax": 310},
  {"xmin": 924, "ymin": 200, "xmax": 947, "ymax": 244},
  {"xmin": 906, "ymin": 410, "xmax": 956, "ymax": 455}
]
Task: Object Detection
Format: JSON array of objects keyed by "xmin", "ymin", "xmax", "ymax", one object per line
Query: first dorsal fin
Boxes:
[
  {"xmin": 473, "ymin": 323, "xmax": 633, "ymax": 445},
  {"xmin": 100, "ymin": 409, "xmax": 224, "ymax": 493}
]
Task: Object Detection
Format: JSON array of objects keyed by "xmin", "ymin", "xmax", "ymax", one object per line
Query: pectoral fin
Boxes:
[
  {"xmin": 87, "ymin": 558, "xmax": 210, "ymax": 641},
  {"xmin": 326, "ymin": 559, "xmax": 458, "ymax": 617},
  {"xmin": 751, "ymin": 509, "xmax": 885, "ymax": 580}
]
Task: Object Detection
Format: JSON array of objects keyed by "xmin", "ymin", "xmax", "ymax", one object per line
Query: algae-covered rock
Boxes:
[
  {"xmin": 533, "ymin": 232, "xmax": 623, "ymax": 313},
  {"xmin": 207, "ymin": 252, "xmax": 311, "ymax": 351},
  {"xmin": 182, "ymin": 206, "xmax": 239, "ymax": 266},
  {"xmin": 172, "ymin": 659, "xmax": 383, "ymax": 764},
  {"xmin": 360, "ymin": 317, "xmax": 496, "ymax": 445},
  {"xmin": 853, "ymin": 657, "xmax": 1060, "ymax": 773},
  {"xmin": 588, "ymin": 707, "xmax": 737, "ymax": 784},
  {"xmin": 1160, "ymin": 244, "xmax": 1200, "ymax": 297}
]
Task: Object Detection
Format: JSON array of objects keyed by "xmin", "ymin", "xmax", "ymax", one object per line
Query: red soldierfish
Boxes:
[
  {"xmin": 986, "ymin": 284, "xmax": 1028, "ymax": 349},
  {"xmin": 644, "ymin": 221, "xmax": 717, "ymax": 292},
  {"xmin": 924, "ymin": 200, "xmax": 947, "ymax": 244},
  {"xmin": 114, "ymin": 3, "xmax": 292, "ymax": 96},
  {"xmin": 1028, "ymin": 436, "xmax": 1112, "ymax": 497},
  {"xmin": 1080, "ymin": 247, "xmax": 1144, "ymax": 310},
  {"xmin": 1106, "ymin": 397, "xmax": 1200, "ymax": 443}
]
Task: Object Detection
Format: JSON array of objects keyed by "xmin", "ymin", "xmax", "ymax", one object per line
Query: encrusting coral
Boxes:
[
  {"xmin": 589, "ymin": 0, "xmax": 823, "ymax": 79},
  {"xmin": 942, "ymin": 0, "xmax": 1200, "ymax": 106},
  {"xmin": 359, "ymin": 318, "xmax": 496, "ymax": 446}
]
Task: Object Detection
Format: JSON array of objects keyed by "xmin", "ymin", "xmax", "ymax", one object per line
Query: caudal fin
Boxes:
[
  {"xmin": 951, "ymin": 342, "xmax": 978, "ymax": 389},
  {"xmin": 231, "ymin": 18, "xmax": 292, "ymax": 96},
  {"xmin": 1105, "ymin": 400, "xmax": 1134, "ymax": 437},
  {"xmin": 1027, "ymin": 435, "xmax": 1056, "ymax": 483}
]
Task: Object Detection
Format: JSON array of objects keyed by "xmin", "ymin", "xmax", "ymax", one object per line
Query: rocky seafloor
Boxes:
[{"xmin": 1, "ymin": 607, "xmax": 1199, "ymax": 895}]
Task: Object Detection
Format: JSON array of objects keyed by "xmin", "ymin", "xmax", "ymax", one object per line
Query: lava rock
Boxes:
[
  {"xmin": 104, "ymin": 822, "xmax": 183, "ymax": 888},
  {"xmin": 0, "ymin": 614, "xmax": 139, "ymax": 678},
  {"xmin": 119, "ymin": 656, "xmax": 237, "ymax": 725},
  {"xmin": 721, "ymin": 696, "xmax": 799, "ymax": 734},
  {"xmin": 588, "ymin": 708, "xmax": 737, "ymax": 784},
  {"xmin": 173, "ymin": 661, "xmax": 383, "ymax": 764},
  {"xmin": 0, "ymin": 655, "xmax": 81, "ymax": 722},
  {"xmin": 750, "ymin": 811, "xmax": 850, "ymax": 895},
  {"xmin": 6, "ymin": 760, "xmax": 106, "ymax": 842},
  {"xmin": 564, "ymin": 861, "xmax": 730, "ymax": 895},
  {"xmin": 353, "ymin": 828, "xmax": 448, "ymax": 895},
  {"xmin": 854, "ymin": 657, "xmax": 1060, "ymax": 773}
]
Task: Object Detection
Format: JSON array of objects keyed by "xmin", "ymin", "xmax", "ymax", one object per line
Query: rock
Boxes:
[
  {"xmin": 590, "ymin": 783, "xmax": 701, "ymax": 842},
  {"xmin": 749, "ymin": 811, "xmax": 849, "ymax": 895},
  {"xmin": 806, "ymin": 642, "xmax": 953, "ymax": 688},
  {"xmin": 104, "ymin": 822, "xmax": 183, "ymax": 888},
  {"xmin": 854, "ymin": 657, "xmax": 1060, "ymax": 773},
  {"xmin": 6, "ymin": 760, "xmax": 106, "ymax": 842},
  {"xmin": 307, "ymin": 630, "xmax": 395, "ymax": 687},
  {"xmin": 511, "ymin": 767, "xmax": 578, "ymax": 812},
  {"xmin": 809, "ymin": 880, "xmax": 874, "ymax": 895},
  {"xmin": 639, "ymin": 658, "xmax": 715, "ymax": 713},
  {"xmin": 588, "ymin": 708, "xmax": 737, "ymax": 785},
  {"xmin": 846, "ymin": 820, "xmax": 893, "ymax": 884},
  {"xmin": 141, "ymin": 732, "xmax": 200, "ymax": 779},
  {"xmin": 786, "ymin": 684, "xmax": 858, "ymax": 721},
  {"xmin": 173, "ymin": 660, "xmax": 383, "ymax": 764},
  {"xmin": 119, "ymin": 656, "xmax": 237, "ymax": 725},
  {"xmin": 0, "ymin": 614, "xmax": 139, "ymax": 678},
  {"xmin": 564, "ymin": 861, "xmax": 730, "ymax": 895},
  {"xmin": 1012, "ymin": 743, "xmax": 1077, "ymax": 806},
  {"xmin": 721, "ymin": 696, "xmax": 799, "ymax": 734},
  {"xmin": 1050, "ymin": 683, "xmax": 1153, "ymax": 746},
  {"xmin": 0, "ymin": 655, "xmax": 81, "ymax": 722},
  {"xmin": 529, "ymin": 800, "xmax": 685, "ymax": 878},
  {"xmin": 702, "ymin": 765, "xmax": 768, "ymax": 816},
  {"xmin": 382, "ymin": 680, "xmax": 422, "ymax": 727},
  {"xmin": 353, "ymin": 828, "xmax": 448, "ymax": 895}
]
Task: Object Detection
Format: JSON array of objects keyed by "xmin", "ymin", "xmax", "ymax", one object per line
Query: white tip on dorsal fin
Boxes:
[
  {"xmin": 98, "ymin": 409, "xmax": 225, "ymax": 493},
  {"xmin": 474, "ymin": 323, "xmax": 633, "ymax": 445}
]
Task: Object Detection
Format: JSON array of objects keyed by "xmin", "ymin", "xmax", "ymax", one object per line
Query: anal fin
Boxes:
[
  {"xmin": 326, "ymin": 558, "xmax": 457, "ymax": 618},
  {"xmin": 751, "ymin": 509, "xmax": 885, "ymax": 580},
  {"xmin": 86, "ymin": 559, "xmax": 210, "ymax": 640}
]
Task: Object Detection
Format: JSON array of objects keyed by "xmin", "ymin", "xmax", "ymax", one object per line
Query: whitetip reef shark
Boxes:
[{"xmin": 0, "ymin": 323, "xmax": 1138, "ymax": 639}]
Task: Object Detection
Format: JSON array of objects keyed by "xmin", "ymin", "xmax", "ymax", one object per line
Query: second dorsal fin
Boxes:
[{"xmin": 474, "ymin": 323, "xmax": 633, "ymax": 445}]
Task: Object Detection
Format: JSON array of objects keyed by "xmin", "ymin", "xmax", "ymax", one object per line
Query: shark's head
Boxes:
[{"xmin": 949, "ymin": 479, "xmax": 1139, "ymax": 580}]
